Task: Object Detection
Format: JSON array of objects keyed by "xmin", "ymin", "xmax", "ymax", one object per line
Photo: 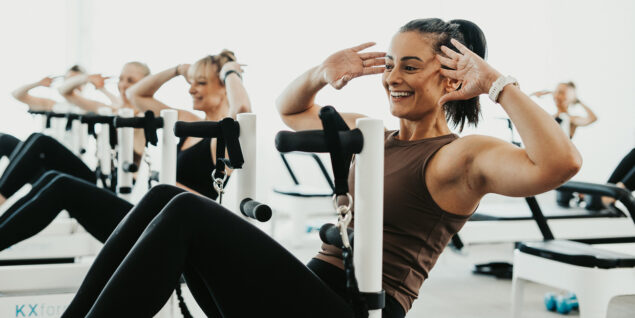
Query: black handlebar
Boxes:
[
  {"xmin": 122, "ymin": 162, "xmax": 138, "ymax": 173},
  {"xmin": 81, "ymin": 114, "xmax": 115, "ymax": 125},
  {"xmin": 319, "ymin": 223, "xmax": 354, "ymax": 248},
  {"xmin": 240, "ymin": 198, "xmax": 272, "ymax": 222},
  {"xmin": 173, "ymin": 121, "xmax": 222, "ymax": 138},
  {"xmin": 113, "ymin": 116, "xmax": 164, "ymax": 129},
  {"xmin": 275, "ymin": 129, "xmax": 363, "ymax": 154}
]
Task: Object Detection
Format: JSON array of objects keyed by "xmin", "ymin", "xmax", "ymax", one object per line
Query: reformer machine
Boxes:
[
  {"xmin": 162, "ymin": 113, "xmax": 271, "ymax": 317},
  {"xmin": 0, "ymin": 110, "xmax": 179, "ymax": 318},
  {"xmin": 512, "ymin": 182, "xmax": 635, "ymax": 318},
  {"xmin": 275, "ymin": 106, "xmax": 385, "ymax": 318}
]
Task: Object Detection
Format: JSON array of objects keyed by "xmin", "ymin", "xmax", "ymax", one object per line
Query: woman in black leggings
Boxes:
[
  {"xmin": 0, "ymin": 62, "xmax": 150, "ymax": 206},
  {"xmin": 1, "ymin": 66, "xmax": 86, "ymax": 174},
  {"xmin": 61, "ymin": 19, "xmax": 581, "ymax": 318},
  {"xmin": 0, "ymin": 51, "xmax": 250, "ymax": 252},
  {"xmin": 608, "ymin": 148, "xmax": 635, "ymax": 191},
  {"xmin": 0, "ymin": 133, "xmax": 21, "ymax": 160}
]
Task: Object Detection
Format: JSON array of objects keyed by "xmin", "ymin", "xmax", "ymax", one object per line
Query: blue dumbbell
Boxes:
[
  {"xmin": 544, "ymin": 292, "xmax": 557, "ymax": 311},
  {"xmin": 555, "ymin": 294, "xmax": 578, "ymax": 314},
  {"xmin": 306, "ymin": 225, "xmax": 321, "ymax": 233}
]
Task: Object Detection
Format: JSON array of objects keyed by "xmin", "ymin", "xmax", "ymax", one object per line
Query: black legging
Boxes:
[
  {"xmin": 0, "ymin": 171, "xmax": 131, "ymax": 251},
  {"xmin": 608, "ymin": 148, "xmax": 635, "ymax": 190},
  {"xmin": 0, "ymin": 133, "xmax": 21, "ymax": 160},
  {"xmin": 62, "ymin": 185, "xmax": 407, "ymax": 318},
  {"xmin": 0, "ymin": 133, "xmax": 96, "ymax": 198}
]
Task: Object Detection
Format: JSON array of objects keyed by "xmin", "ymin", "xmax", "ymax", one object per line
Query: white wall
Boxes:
[{"xmin": 1, "ymin": 0, "xmax": 633, "ymax": 200}]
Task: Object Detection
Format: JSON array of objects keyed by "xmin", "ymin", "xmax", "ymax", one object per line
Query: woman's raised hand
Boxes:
[
  {"xmin": 38, "ymin": 77, "xmax": 53, "ymax": 87},
  {"xmin": 219, "ymin": 61, "xmax": 244, "ymax": 79},
  {"xmin": 436, "ymin": 38, "xmax": 502, "ymax": 105},
  {"xmin": 87, "ymin": 74, "xmax": 109, "ymax": 89},
  {"xmin": 320, "ymin": 42, "xmax": 386, "ymax": 90}
]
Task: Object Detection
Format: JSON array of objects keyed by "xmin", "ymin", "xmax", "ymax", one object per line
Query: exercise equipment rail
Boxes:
[{"xmin": 275, "ymin": 106, "xmax": 385, "ymax": 318}]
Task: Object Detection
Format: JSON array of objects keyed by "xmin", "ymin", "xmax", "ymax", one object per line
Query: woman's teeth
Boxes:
[{"xmin": 391, "ymin": 91, "xmax": 413, "ymax": 97}]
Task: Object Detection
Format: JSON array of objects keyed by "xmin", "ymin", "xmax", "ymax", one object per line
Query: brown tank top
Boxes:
[{"xmin": 314, "ymin": 131, "xmax": 471, "ymax": 312}]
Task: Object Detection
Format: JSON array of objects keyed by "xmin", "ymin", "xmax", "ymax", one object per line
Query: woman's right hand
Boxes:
[
  {"xmin": 176, "ymin": 64, "xmax": 190, "ymax": 77},
  {"xmin": 87, "ymin": 74, "xmax": 109, "ymax": 89},
  {"xmin": 319, "ymin": 42, "xmax": 386, "ymax": 90},
  {"xmin": 38, "ymin": 77, "xmax": 53, "ymax": 87}
]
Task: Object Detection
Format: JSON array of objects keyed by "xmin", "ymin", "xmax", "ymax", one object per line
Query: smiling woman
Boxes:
[
  {"xmin": 276, "ymin": 17, "xmax": 581, "ymax": 315},
  {"xmin": 387, "ymin": 19, "xmax": 486, "ymax": 131}
]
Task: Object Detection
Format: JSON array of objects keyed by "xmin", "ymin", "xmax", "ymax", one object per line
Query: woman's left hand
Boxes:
[
  {"xmin": 436, "ymin": 38, "xmax": 502, "ymax": 105},
  {"xmin": 220, "ymin": 62, "xmax": 244, "ymax": 81}
]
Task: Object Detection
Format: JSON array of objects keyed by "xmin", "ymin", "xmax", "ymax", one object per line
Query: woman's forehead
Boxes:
[{"xmin": 387, "ymin": 31, "xmax": 435, "ymax": 60}]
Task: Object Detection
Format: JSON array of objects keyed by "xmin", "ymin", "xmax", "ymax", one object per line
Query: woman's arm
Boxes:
[
  {"xmin": 437, "ymin": 39, "xmax": 582, "ymax": 197},
  {"xmin": 275, "ymin": 42, "xmax": 385, "ymax": 131},
  {"xmin": 126, "ymin": 65, "xmax": 200, "ymax": 122},
  {"xmin": 570, "ymin": 100, "xmax": 598, "ymax": 126},
  {"xmin": 219, "ymin": 62, "xmax": 252, "ymax": 119},
  {"xmin": 11, "ymin": 77, "xmax": 56, "ymax": 110},
  {"xmin": 58, "ymin": 74, "xmax": 112, "ymax": 113},
  {"xmin": 529, "ymin": 90, "xmax": 552, "ymax": 97}
]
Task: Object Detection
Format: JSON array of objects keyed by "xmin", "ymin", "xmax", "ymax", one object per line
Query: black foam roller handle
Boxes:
[
  {"xmin": 174, "ymin": 121, "xmax": 222, "ymax": 138},
  {"xmin": 240, "ymin": 198, "xmax": 272, "ymax": 222},
  {"xmin": 275, "ymin": 129, "xmax": 363, "ymax": 154},
  {"xmin": 122, "ymin": 162, "xmax": 138, "ymax": 173},
  {"xmin": 319, "ymin": 223, "xmax": 354, "ymax": 248}
]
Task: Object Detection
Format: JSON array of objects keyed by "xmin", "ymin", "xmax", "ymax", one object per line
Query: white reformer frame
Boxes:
[
  {"xmin": 165, "ymin": 113, "xmax": 260, "ymax": 318},
  {"xmin": 0, "ymin": 111, "xmax": 180, "ymax": 318},
  {"xmin": 353, "ymin": 118, "xmax": 384, "ymax": 318},
  {"xmin": 116, "ymin": 108, "xmax": 135, "ymax": 201},
  {"xmin": 96, "ymin": 107, "xmax": 113, "ymax": 178},
  {"xmin": 159, "ymin": 109, "xmax": 178, "ymax": 186},
  {"xmin": 234, "ymin": 113, "xmax": 257, "ymax": 209}
]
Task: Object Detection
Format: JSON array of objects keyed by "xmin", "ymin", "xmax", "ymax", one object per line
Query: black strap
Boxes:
[
  {"xmin": 319, "ymin": 106, "xmax": 353, "ymax": 195},
  {"xmin": 141, "ymin": 111, "xmax": 162, "ymax": 147},
  {"xmin": 109, "ymin": 124, "xmax": 118, "ymax": 149},
  {"xmin": 219, "ymin": 118, "xmax": 244, "ymax": 169},
  {"xmin": 215, "ymin": 133, "xmax": 227, "ymax": 179},
  {"xmin": 45, "ymin": 113, "xmax": 52, "ymax": 129}
]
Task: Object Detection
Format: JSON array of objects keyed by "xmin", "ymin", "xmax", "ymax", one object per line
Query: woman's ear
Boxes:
[{"xmin": 444, "ymin": 77, "xmax": 461, "ymax": 93}]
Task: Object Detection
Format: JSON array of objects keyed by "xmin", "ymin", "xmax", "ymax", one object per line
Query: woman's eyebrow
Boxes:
[
  {"xmin": 401, "ymin": 56, "xmax": 423, "ymax": 62},
  {"xmin": 385, "ymin": 55, "xmax": 424, "ymax": 62}
]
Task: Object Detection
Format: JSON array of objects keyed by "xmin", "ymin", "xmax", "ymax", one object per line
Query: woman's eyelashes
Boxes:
[{"xmin": 384, "ymin": 64, "xmax": 419, "ymax": 72}]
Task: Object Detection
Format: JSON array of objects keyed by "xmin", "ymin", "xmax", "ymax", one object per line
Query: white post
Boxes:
[
  {"xmin": 97, "ymin": 107, "xmax": 112, "ymax": 177},
  {"xmin": 354, "ymin": 118, "xmax": 384, "ymax": 318},
  {"xmin": 71, "ymin": 117, "xmax": 82, "ymax": 155},
  {"xmin": 160, "ymin": 109, "xmax": 178, "ymax": 186},
  {"xmin": 51, "ymin": 103, "xmax": 71, "ymax": 147},
  {"xmin": 236, "ymin": 113, "xmax": 257, "ymax": 209},
  {"xmin": 39, "ymin": 115, "xmax": 47, "ymax": 133},
  {"xmin": 117, "ymin": 108, "xmax": 134, "ymax": 201}
]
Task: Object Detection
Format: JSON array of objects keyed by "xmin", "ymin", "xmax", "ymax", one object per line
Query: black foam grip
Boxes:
[
  {"xmin": 47, "ymin": 112, "xmax": 67, "ymax": 118},
  {"xmin": 173, "ymin": 121, "xmax": 221, "ymax": 138},
  {"xmin": 28, "ymin": 110, "xmax": 48, "ymax": 115},
  {"xmin": 122, "ymin": 162, "xmax": 138, "ymax": 173},
  {"xmin": 113, "ymin": 116, "xmax": 144, "ymax": 128},
  {"xmin": 240, "ymin": 198, "xmax": 272, "ymax": 222},
  {"xmin": 319, "ymin": 223, "xmax": 354, "ymax": 248},
  {"xmin": 81, "ymin": 115, "xmax": 114, "ymax": 125},
  {"xmin": 275, "ymin": 129, "xmax": 363, "ymax": 154}
]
